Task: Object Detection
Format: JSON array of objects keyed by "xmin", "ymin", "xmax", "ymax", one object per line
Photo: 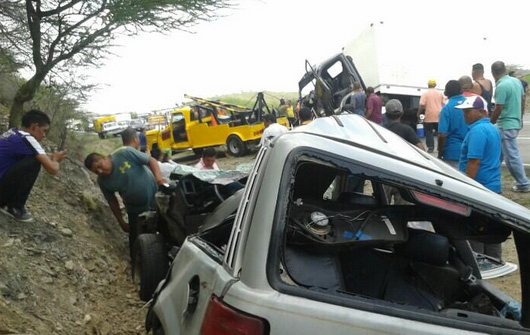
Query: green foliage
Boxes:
[
  {"xmin": 67, "ymin": 132, "xmax": 122, "ymax": 162},
  {"xmin": 0, "ymin": 0, "xmax": 234, "ymax": 127}
]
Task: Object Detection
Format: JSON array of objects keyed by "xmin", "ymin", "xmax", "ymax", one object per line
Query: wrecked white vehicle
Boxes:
[{"xmin": 146, "ymin": 115, "xmax": 530, "ymax": 335}]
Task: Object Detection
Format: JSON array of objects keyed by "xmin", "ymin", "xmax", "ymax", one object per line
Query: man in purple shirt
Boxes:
[
  {"xmin": 365, "ymin": 87, "xmax": 383, "ymax": 124},
  {"xmin": 0, "ymin": 110, "xmax": 67, "ymax": 222}
]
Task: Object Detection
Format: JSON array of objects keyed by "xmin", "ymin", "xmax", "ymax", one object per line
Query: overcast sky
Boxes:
[{"xmin": 82, "ymin": 0, "xmax": 530, "ymax": 115}]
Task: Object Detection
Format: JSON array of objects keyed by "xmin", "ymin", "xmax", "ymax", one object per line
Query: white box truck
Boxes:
[
  {"xmin": 341, "ymin": 21, "xmax": 495, "ymax": 126},
  {"xmin": 297, "ymin": 22, "xmax": 495, "ymax": 126}
]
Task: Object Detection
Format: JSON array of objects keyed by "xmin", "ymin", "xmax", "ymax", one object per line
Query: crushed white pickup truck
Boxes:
[{"xmin": 145, "ymin": 115, "xmax": 530, "ymax": 335}]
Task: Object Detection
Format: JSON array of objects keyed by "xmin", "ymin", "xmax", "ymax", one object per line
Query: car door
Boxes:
[{"xmin": 153, "ymin": 236, "xmax": 237, "ymax": 335}]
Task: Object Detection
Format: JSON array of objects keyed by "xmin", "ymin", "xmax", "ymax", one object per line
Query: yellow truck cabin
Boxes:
[{"xmin": 146, "ymin": 95, "xmax": 288, "ymax": 156}]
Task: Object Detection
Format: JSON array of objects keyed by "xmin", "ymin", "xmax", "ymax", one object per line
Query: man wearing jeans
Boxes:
[{"xmin": 491, "ymin": 61, "xmax": 529, "ymax": 193}]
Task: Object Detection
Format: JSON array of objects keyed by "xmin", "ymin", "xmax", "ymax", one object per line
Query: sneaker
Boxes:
[
  {"xmin": 512, "ymin": 186, "xmax": 530, "ymax": 193},
  {"xmin": 427, "ymin": 148, "xmax": 434, "ymax": 153},
  {"xmin": 0, "ymin": 206, "xmax": 34, "ymax": 222}
]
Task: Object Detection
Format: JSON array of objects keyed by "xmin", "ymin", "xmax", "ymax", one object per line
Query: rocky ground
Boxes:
[
  {"xmin": 0, "ymin": 139, "xmax": 146, "ymax": 335},
  {"xmin": 0, "ymin": 135, "xmax": 253, "ymax": 335}
]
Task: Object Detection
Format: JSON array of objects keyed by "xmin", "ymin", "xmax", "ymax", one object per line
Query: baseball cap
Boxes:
[
  {"xmin": 385, "ymin": 99, "xmax": 403, "ymax": 117},
  {"xmin": 455, "ymin": 95, "xmax": 488, "ymax": 111},
  {"xmin": 428, "ymin": 79, "xmax": 437, "ymax": 87}
]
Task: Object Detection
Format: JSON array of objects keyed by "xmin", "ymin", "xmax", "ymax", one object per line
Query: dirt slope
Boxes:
[{"xmin": 0, "ymin": 148, "xmax": 146, "ymax": 334}]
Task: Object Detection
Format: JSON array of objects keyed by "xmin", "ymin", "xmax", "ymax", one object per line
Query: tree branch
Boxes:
[
  {"xmin": 25, "ymin": 0, "xmax": 46, "ymax": 73},
  {"xmin": 45, "ymin": 0, "xmax": 108, "ymax": 68},
  {"xmin": 52, "ymin": 23, "xmax": 117, "ymax": 68},
  {"xmin": 38, "ymin": 0, "xmax": 84, "ymax": 17}
]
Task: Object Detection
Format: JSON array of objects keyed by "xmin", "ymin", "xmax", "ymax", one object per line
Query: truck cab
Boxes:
[
  {"xmin": 146, "ymin": 94, "xmax": 288, "ymax": 157},
  {"xmin": 93, "ymin": 116, "xmax": 122, "ymax": 139},
  {"xmin": 298, "ymin": 53, "xmax": 365, "ymax": 117}
]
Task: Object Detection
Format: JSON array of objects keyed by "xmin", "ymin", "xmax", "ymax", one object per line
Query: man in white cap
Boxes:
[{"xmin": 455, "ymin": 95, "xmax": 502, "ymax": 261}]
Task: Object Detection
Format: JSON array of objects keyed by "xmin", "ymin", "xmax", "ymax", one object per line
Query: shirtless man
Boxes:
[{"xmin": 470, "ymin": 63, "xmax": 493, "ymax": 114}]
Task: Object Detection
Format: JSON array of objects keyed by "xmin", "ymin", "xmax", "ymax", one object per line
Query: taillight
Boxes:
[
  {"xmin": 201, "ymin": 296, "xmax": 267, "ymax": 335},
  {"xmin": 412, "ymin": 190, "xmax": 471, "ymax": 216}
]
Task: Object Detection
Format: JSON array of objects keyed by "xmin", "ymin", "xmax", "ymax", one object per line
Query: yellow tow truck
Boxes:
[{"xmin": 145, "ymin": 93, "xmax": 288, "ymax": 156}]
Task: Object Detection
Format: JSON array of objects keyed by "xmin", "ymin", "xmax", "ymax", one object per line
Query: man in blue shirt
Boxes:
[
  {"xmin": 0, "ymin": 110, "xmax": 67, "ymax": 222},
  {"xmin": 350, "ymin": 82, "xmax": 366, "ymax": 117},
  {"xmin": 456, "ymin": 95, "xmax": 502, "ymax": 260},
  {"xmin": 437, "ymin": 80, "xmax": 466, "ymax": 168}
]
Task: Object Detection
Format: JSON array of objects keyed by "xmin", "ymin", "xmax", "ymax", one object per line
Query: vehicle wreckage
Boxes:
[{"xmin": 143, "ymin": 115, "xmax": 530, "ymax": 335}]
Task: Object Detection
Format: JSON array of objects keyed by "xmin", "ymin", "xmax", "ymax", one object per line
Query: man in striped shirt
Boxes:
[{"xmin": 0, "ymin": 110, "xmax": 67, "ymax": 222}]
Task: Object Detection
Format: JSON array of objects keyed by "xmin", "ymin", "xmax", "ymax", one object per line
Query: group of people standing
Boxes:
[
  {"xmin": 385, "ymin": 61, "xmax": 527, "ymax": 264},
  {"xmin": 434, "ymin": 61, "xmax": 528, "ymax": 194},
  {"xmin": 341, "ymin": 82, "xmax": 385, "ymax": 125}
]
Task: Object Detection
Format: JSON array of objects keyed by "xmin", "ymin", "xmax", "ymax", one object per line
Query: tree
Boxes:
[{"xmin": 0, "ymin": 0, "xmax": 233, "ymax": 127}]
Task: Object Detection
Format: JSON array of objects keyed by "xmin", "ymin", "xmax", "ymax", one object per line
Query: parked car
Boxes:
[
  {"xmin": 129, "ymin": 119, "xmax": 146, "ymax": 131},
  {"xmin": 146, "ymin": 115, "xmax": 530, "ymax": 335}
]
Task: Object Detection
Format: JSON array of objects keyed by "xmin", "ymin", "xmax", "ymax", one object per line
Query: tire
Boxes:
[
  {"xmin": 98, "ymin": 132, "xmax": 104, "ymax": 139},
  {"xmin": 192, "ymin": 148, "xmax": 204, "ymax": 156},
  {"xmin": 132, "ymin": 234, "xmax": 169, "ymax": 301},
  {"xmin": 226, "ymin": 135, "xmax": 247, "ymax": 157}
]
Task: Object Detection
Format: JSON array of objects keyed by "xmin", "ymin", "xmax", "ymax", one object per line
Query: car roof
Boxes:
[
  {"xmin": 291, "ymin": 115, "xmax": 450, "ymax": 171},
  {"xmin": 276, "ymin": 115, "xmax": 530, "ymax": 232}
]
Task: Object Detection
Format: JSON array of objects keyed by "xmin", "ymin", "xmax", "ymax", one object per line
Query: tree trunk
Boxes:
[
  {"xmin": 59, "ymin": 126, "xmax": 67, "ymax": 151},
  {"xmin": 9, "ymin": 73, "xmax": 46, "ymax": 127}
]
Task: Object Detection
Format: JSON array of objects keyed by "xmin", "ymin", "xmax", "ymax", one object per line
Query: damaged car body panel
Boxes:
[
  {"xmin": 298, "ymin": 53, "xmax": 365, "ymax": 117},
  {"xmin": 148, "ymin": 115, "xmax": 530, "ymax": 334}
]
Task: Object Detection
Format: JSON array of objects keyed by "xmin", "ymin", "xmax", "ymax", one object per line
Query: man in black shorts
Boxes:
[{"xmin": 385, "ymin": 99, "xmax": 425, "ymax": 150}]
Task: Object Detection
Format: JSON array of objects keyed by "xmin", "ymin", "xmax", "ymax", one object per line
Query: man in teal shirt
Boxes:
[
  {"xmin": 491, "ymin": 61, "xmax": 529, "ymax": 192},
  {"xmin": 85, "ymin": 147, "xmax": 164, "ymax": 255}
]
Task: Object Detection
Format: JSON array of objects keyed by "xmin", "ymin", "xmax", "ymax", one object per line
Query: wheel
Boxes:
[
  {"xmin": 98, "ymin": 132, "xmax": 104, "ymax": 139},
  {"xmin": 146, "ymin": 308, "xmax": 166, "ymax": 335},
  {"xmin": 192, "ymin": 148, "xmax": 203, "ymax": 156},
  {"xmin": 226, "ymin": 135, "xmax": 247, "ymax": 157},
  {"xmin": 132, "ymin": 234, "xmax": 169, "ymax": 301}
]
